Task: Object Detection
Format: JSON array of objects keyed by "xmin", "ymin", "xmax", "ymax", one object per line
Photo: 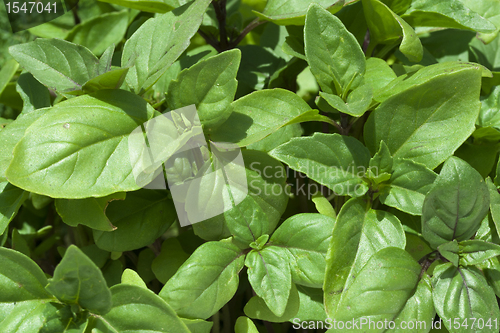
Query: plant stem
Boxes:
[
  {"xmin": 229, "ymin": 18, "xmax": 266, "ymax": 47},
  {"xmin": 213, "ymin": 0, "xmax": 228, "ymax": 50}
]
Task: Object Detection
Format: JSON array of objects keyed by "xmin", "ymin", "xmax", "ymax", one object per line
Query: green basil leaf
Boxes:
[
  {"xmin": 304, "ymin": 3, "xmax": 365, "ymax": 96},
  {"xmin": 0, "ymin": 108, "xmax": 49, "ymax": 182},
  {"xmin": 122, "ymin": 0, "xmax": 211, "ymax": 92},
  {"xmin": 385, "ymin": 274, "xmax": 435, "ymax": 333},
  {"xmin": 364, "ymin": 64, "xmax": 483, "ymax": 169},
  {"xmin": 0, "ymin": 182, "xmax": 29, "ymax": 235},
  {"xmin": 245, "ymin": 246, "xmax": 291, "ymax": 317},
  {"xmin": 437, "ymin": 240, "xmax": 460, "ymax": 267},
  {"xmin": 295, "ymin": 285, "xmax": 327, "ymax": 322},
  {"xmin": 369, "ymin": 140, "xmax": 393, "ymax": 175},
  {"xmin": 459, "ymin": 239, "xmax": 500, "ymax": 266},
  {"xmin": 432, "ymin": 263, "xmax": 500, "ymax": 333},
  {"xmin": 151, "ymin": 238, "xmax": 190, "ymax": 284},
  {"xmin": 244, "ymin": 283, "xmax": 300, "ymax": 323},
  {"xmin": 211, "ymin": 88, "xmax": 328, "ymax": 147},
  {"xmin": 479, "ymin": 256, "xmax": 500, "ymax": 298},
  {"xmin": 9, "ymin": 38, "xmax": 99, "ymax": 94},
  {"xmin": 461, "ymin": 0, "xmax": 500, "ymax": 43},
  {"xmin": 6, "ymin": 90, "xmax": 155, "ymax": 198},
  {"xmin": 160, "ymin": 239, "xmax": 245, "ymax": 319},
  {"xmin": 193, "ymin": 150, "xmax": 288, "ymax": 242},
  {"xmin": 332, "ymin": 247, "xmax": 421, "ymax": 322},
  {"xmin": 121, "ymin": 268, "xmax": 147, "ymax": 289},
  {"xmin": 488, "ymin": 178, "xmax": 500, "ymax": 237},
  {"xmin": 324, "ymin": 198, "xmax": 406, "ymax": 316},
  {"xmin": 235, "ymin": 316, "xmax": 259, "ymax": 333},
  {"xmin": 422, "ymin": 157, "xmax": 490, "ymax": 249},
  {"xmin": 364, "ymin": 57, "xmax": 397, "ymax": 96},
  {"xmin": 181, "ymin": 318, "xmax": 213, "ymax": 333},
  {"xmin": 269, "ymin": 133, "xmax": 371, "ymax": 197},
  {"xmin": 45, "ymin": 245, "xmax": 112, "ymax": 315},
  {"xmin": 90, "ymin": 284, "xmax": 190, "ymax": 332},
  {"xmin": 319, "ymin": 82, "xmax": 373, "ymax": 117},
  {"xmin": 66, "ymin": 11, "xmax": 129, "ymax": 56},
  {"xmin": 270, "ymin": 213, "xmax": 335, "ymax": 287},
  {"xmin": 16, "ymin": 72, "xmax": 51, "ymax": 114},
  {"xmin": 81, "ymin": 68, "xmax": 129, "ymax": 93},
  {"xmin": 167, "ymin": 49, "xmax": 240, "ymax": 130},
  {"xmin": 379, "ymin": 158, "xmax": 437, "ymax": 216},
  {"xmin": 0, "ymin": 59, "xmax": 19, "ymax": 96},
  {"xmin": 98, "ymin": 0, "xmax": 175, "ymax": 13},
  {"xmin": 93, "ymin": 190, "xmax": 176, "ymax": 252},
  {"xmin": 402, "ymin": 0, "xmax": 497, "ymax": 33},
  {"xmin": 256, "ymin": 1, "xmax": 345, "ymax": 25},
  {"xmin": 55, "ymin": 192, "xmax": 125, "ymax": 231},
  {"xmin": 362, "ymin": 0, "xmax": 423, "ymax": 62}
]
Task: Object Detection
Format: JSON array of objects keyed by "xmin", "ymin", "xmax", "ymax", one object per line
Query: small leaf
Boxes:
[
  {"xmin": 246, "ymin": 246, "xmax": 292, "ymax": 317},
  {"xmin": 93, "ymin": 190, "xmax": 176, "ymax": 252},
  {"xmin": 402, "ymin": 0, "xmax": 497, "ymax": 33},
  {"xmin": 65, "ymin": 11, "xmax": 129, "ymax": 56},
  {"xmin": 362, "ymin": 0, "xmax": 423, "ymax": 62},
  {"xmin": 122, "ymin": 0, "xmax": 212, "ymax": 92},
  {"xmin": 121, "ymin": 269, "xmax": 147, "ymax": 289},
  {"xmin": 167, "ymin": 49, "xmax": 241, "ymax": 130},
  {"xmin": 255, "ymin": 0, "xmax": 344, "ymax": 25},
  {"xmin": 9, "ymin": 39, "xmax": 99, "ymax": 94},
  {"xmin": 82, "ymin": 68, "xmax": 129, "ymax": 93},
  {"xmin": 0, "ymin": 182, "xmax": 29, "ymax": 235},
  {"xmin": 235, "ymin": 317, "xmax": 259, "ymax": 333},
  {"xmin": 45, "ymin": 245, "xmax": 112, "ymax": 314},
  {"xmin": 160, "ymin": 239, "xmax": 245, "ymax": 319},
  {"xmin": 437, "ymin": 240, "xmax": 459, "ymax": 267},
  {"xmin": 319, "ymin": 82, "xmax": 373, "ymax": 117},
  {"xmin": 244, "ymin": 283, "xmax": 300, "ymax": 323},
  {"xmin": 152, "ymin": 238, "xmax": 190, "ymax": 284},
  {"xmin": 0, "ymin": 59, "xmax": 19, "ymax": 96},
  {"xmin": 16, "ymin": 72, "xmax": 51, "ymax": 114},
  {"xmin": 459, "ymin": 240, "xmax": 500, "ymax": 266},
  {"xmin": 270, "ymin": 213, "xmax": 335, "ymax": 288},
  {"xmin": 422, "ymin": 157, "xmax": 490, "ymax": 249},
  {"xmin": 304, "ymin": 3, "xmax": 365, "ymax": 96},
  {"xmin": 55, "ymin": 193, "xmax": 125, "ymax": 231},
  {"xmin": 269, "ymin": 133, "xmax": 371, "ymax": 198},
  {"xmin": 378, "ymin": 158, "xmax": 437, "ymax": 216},
  {"xmin": 211, "ymin": 88, "xmax": 327, "ymax": 147},
  {"xmin": 90, "ymin": 284, "xmax": 190, "ymax": 332}
]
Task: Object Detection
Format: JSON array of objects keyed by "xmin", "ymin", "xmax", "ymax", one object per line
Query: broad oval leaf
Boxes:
[
  {"xmin": 269, "ymin": 133, "xmax": 371, "ymax": 198},
  {"xmin": 422, "ymin": 157, "xmax": 490, "ymax": 249},
  {"xmin": 379, "ymin": 158, "xmax": 437, "ymax": 216},
  {"xmin": 122, "ymin": 0, "xmax": 211, "ymax": 92},
  {"xmin": 245, "ymin": 246, "xmax": 292, "ymax": 317},
  {"xmin": 9, "ymin": 38, "xmax": 99, "ymax": 94},
  {"xmin": 304, "ymin": 3, "xmax": 365, "ymax": 96},
  {"xmin": 159, "ymin": 239, "xmax": 245, "ymax": 319},
  {"xmin": 432, "ymin": 263, "xmax": 500, "ymax": 333},
  {"xmin": 255, "ymin": 0, "xmax": 344, "ymax": 26},
  {"xmin": 270, "ymin": 213, "xmax": 335, "ymax": 288},
  {"xmin": 167, "ymin": 49, "xmax": 241, "ymax": 130},
  {"xmin": 323, "ymin": 197, "xmax": 406, "ymax": 316},
  {"xmin": 210, "ymin": 88, "xmax": 324, "ymax": 147},
  {"xmin": 330, "ymin": 247, "xmax": 421, "ymax": 324},
  {"xmin": 402, "ymin": 0, "xmax": 497, "ymax": 33},
  {"xmin": 362, "ymin": 0, "xmax": 423, "ymax": 62},
  {"xmin": 6, "ymin": 90, "xmax": 155, "ymax": 198},
  {"xmin": 90, "ymin": 284, "xmax": 190, "ymax": 333},
  {"xmin": 364, "ymin": 63, "xmax": 483, "ymax": 170},
  {"xmin": 93, "ymin": 190, "xmax": 176, "ymax": 252},
  {"xmin": 65, "ymin": 11, "xmax": 129, "ymax": 56},
  {"xmin": 45, "ymin": 245, "xmax": 112, "ymax": 315}
]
